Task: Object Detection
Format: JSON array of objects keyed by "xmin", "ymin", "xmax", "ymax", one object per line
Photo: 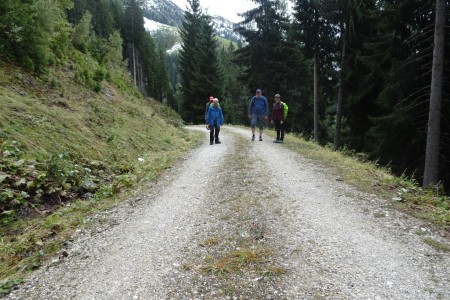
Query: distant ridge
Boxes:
[{"xmin": 142, "ymin": 0, "xmax": 244, "ymax": 44}]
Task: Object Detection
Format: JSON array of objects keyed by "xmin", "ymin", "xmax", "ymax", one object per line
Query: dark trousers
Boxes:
[
  {"xmin": 210, "ymin": 124, "xmax": 220, "ymax": 142},
  {"xmin": 274, "ymin": 120, "xmax": 285, "ymax": 140}
]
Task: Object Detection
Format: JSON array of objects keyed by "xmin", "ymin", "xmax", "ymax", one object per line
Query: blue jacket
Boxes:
[
  {"xmin": 248, "ymin": 95, "xmax": 269, "ymax": 116},
  {"xmin": 206, "ymin": 105, "xmax": 224, "ymax": 127}
]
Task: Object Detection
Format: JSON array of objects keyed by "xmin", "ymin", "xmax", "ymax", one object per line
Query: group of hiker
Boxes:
[{"xmin": 205, "ymin": 88, "xmax": 286, "ymax": 145}]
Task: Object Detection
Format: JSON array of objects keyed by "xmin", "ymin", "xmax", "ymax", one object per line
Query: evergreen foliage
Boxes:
[
  {"xmin": 0, "ymin": 0, "xmax": 72, "ymax": 71},
  {"xmin": 235, "ymin": 0, "xmax": 290, "ymax": 97},
  {"xmin": 179, "ymin": 0, "xmax": 223, "ymax": 123},
  {"xmin": 219, "ymin": 43, "xmax": 249, "ymax": 125}
]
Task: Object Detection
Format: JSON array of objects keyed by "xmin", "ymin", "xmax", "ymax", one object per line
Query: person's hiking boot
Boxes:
[
  {"xmin": 210, "ymin": 141, "xmax": 214, "ymax": 145},
  {"xmin": 279, "ymin": 140, "xmax": 284, "ymax": 143},
  {"xmin": 273, "ymin": 139, "xmax": 279, "ymax": 143},
  {"xmin": 215, "ymin": 140, "xmax": 221, "ymax": 144},
  {"xmin": 251, "ymin": 135, "xmax": 255, "ymax": 141},
  {"xmin": 259, "ymin": 136, "xmax": 263, "ymax": 141}
]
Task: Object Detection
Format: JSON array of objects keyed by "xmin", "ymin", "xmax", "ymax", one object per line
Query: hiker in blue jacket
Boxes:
[
  {"xmin": 248, "ymin": 88, "xmax": 269, "ymax": 141},
  {"xmin": 206, "ymin": 98, "xmax": 224, "ymax": 145}
]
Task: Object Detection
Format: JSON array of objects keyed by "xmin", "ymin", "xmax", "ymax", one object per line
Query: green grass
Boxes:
[
  {"xmin": 215, "ymin": 36, "xmax": 237, "ymax": 49},
  {"xmin": 423, "ymin": 238, "xmax": 450, "ymax": 252},
  {"xmin": 200, "ymin": 248, "xmax": 276, "ymax": 276},
  {"xmin": 0, "ymin": 61, "xmax": 203, "ymax": 293}
]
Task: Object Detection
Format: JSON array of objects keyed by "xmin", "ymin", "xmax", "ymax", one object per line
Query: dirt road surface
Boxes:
[{"xmin": 6, "ymin": 126, "xmax": 450, "ymax": 299}]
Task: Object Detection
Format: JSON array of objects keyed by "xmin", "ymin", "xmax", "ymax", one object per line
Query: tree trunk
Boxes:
[
  {"xmin": 132, "ymin": 43, "xmax": 136, "ymax": 86},
  {"xmin": 423, "ymin": 0, "xmax": 445, "ymax": 187},
  {"xmin": 334, "ymin": 23, "xmax": 347, "ymax": 150},
  {"xmin": 131, "ymin": 0, "xmax": 136, "ymax": 87},
  {"xmin": 314, "ymin": 52, "xmax": 320, "ymax": 143}
]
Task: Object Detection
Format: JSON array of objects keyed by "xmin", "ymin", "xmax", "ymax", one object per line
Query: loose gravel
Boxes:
[{"xmin": 5, "ymin": 126, "xmax": 450, "ymax": 300}]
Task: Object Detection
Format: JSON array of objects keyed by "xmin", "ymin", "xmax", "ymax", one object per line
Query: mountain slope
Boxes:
[
  {"xmin": 142, "ymin": 0, "xmax": 184, "ymax": 27},
  {"xmin": 142, "ymin": 0, "xmax": 244, "ymax": 44}
]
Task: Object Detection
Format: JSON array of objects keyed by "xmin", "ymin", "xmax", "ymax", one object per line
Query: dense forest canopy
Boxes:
[{"xmin": 0, "ymin": 0, "xmax": 449, "ymax": 190}]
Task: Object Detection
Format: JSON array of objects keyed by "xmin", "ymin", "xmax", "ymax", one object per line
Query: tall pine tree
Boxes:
[
  {"xmin": 291, "ymin": 0, "xmax": 338, "ymax": 142},
  {"xmin": 234, "ymin": 0, "xmax": 290, "ymax": 97},
  {"xmin": 178, "ymin": 0, "xmax": 222, "ymax": 123}
]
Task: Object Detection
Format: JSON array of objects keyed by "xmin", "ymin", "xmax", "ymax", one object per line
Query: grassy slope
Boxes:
[
  {"xmin": 0, "ymin": 63, "xmax": 194, "ymax": 164},
  {"xmin": 0, "ymin": 60, "xmax": 203, "ymax": 290},
  {"xmin": 215, "ymin": 36, "xmax": 237, "ymax": 48}
]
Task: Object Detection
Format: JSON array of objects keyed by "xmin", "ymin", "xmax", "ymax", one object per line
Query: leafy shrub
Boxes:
[
  {"xmin": 0, "ymin": 141, "xmax": 89, "ymax": 223},
  {"xmin": 73, "ymin": 53, "xmax": 106, "ymax": 92},
  {"xmin": 0, "ymin": 140, "xmax": 147, "ymax": 224}
]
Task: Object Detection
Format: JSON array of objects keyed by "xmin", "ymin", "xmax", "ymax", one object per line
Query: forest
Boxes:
[{"xmin": 0, "ymin": 0, "xmax": 449, "ymax": 190}]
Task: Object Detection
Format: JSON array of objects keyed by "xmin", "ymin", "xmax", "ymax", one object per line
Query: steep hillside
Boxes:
[{"xmin": 0, "ymin": 60, "xmax": 202, "ymax": 219}]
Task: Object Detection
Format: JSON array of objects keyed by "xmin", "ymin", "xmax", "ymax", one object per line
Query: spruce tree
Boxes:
[
  {"xmin": 179, "ymin": 0, "xmax": 222, "ymax": 123},
  {"xmin": 234, "ymin": 0, "xmax": 290, "ymax": 97},
  {"xmin": 220, "ymin": 42, "xmax": 249, "ymax": 124},
  {"xmin": 423, "ymin": 0, "xmax": 446, "ymax": 187},
  {"xmin": 291, "ymin": 0, "xmax": 338, "ymax": 143},
  {"xmin": 179, "ymin": 0, "xmax": 202, "ymax": 122},
  {"xmin": 362, "ymin": 0, "xmax": 438, "ymax": 178},
  {"xmin": 122, "ymin": 0, "xmax": 159, "ymax": 96}
]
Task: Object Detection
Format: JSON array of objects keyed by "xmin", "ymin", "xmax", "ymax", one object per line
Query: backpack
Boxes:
[{"xmin": 280, "ymin": 101, "xmax": 288, "ymax": 119}]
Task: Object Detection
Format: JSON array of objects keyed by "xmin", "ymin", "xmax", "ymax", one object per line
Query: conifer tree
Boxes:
[
  {"xmin": 179, "ymin": 0, "xmax": 222, "ymax": 123},
  {"xmin": 361, "ymin": 0, "xmax": 440, "ymax": 177},
  {"xmin": 122, "ymin": 0, "xmax": 159, "ymax": 96},
  {"xmin": 154, "ymin": 46, "xmax": 172, "ymax": 102},
  {"xmin": 234, "ymin": 0, "xmax": 290, "ymax": 97},
  {"xmin": 179, "ymin": 0, "xmax": 202, "ymax": 122},
  {"xmin": 291, "ymin": 0, "xmax": 338, "ymax": 143},
  {"xmin": 423, "ymin": 0, "xmax": 446, "ymax": 187},
  {"xmin": 220, "ymin": 42, "xmax": 249, "ymax": 124},
  {"xmin": 331, "ymin": 0, "xmax": 362, "ymax": 150}
]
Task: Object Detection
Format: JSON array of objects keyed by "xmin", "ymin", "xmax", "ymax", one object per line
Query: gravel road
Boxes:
[{"xmin": 6, "ymin": 125, "xmax": 450, "ymax": 300}]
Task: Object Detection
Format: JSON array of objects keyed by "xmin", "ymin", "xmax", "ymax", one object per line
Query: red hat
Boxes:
[{"xmin": 209, "ymin": 96, "xmax": 214, "ymax": 102}]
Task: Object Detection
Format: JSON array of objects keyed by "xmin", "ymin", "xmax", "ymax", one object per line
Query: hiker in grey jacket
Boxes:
[{"xmin": 248, "ymin": 88, "xmax": 269, "ymax": 141}]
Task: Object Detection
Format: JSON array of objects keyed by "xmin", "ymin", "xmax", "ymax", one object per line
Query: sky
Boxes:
[{"xmin": 170, "ymin": 0, "xmax": 258, "ymax": 23}]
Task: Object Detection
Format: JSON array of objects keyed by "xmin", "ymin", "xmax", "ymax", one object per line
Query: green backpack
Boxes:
[{"xmin": 280, "ymin": 101, "xmax": 288, "ymax": 119}]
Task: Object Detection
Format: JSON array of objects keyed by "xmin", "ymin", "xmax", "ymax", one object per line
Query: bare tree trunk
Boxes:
[
  {"xmin": 423, "ymin": 0, "xmax": 445, "ymax": 187},
  {"xmin": 131, "ymin": 0, "xmax": 136, "ymax": 87},
  {"xmin": 132, "ymin": 43, "xmax": 136, "ymax": 86},
  {"xmin": 314, "ymin": 52, "xmax": 320, "ymax": 143},
  {"xmin": 334, "ymin": 23, "xmax": 347, "ymax": 150}
]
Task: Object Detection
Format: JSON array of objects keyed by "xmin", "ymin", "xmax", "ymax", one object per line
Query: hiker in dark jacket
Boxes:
[
  {"xmin": 206, "ymin": 98, "xmax": 224, "ymax": 145},
  {"xmin": 270, "ymin": 93, "xmax": 285, "ymax": 143},
  {"xmin": 247, "ymin": 88, "xmax": 269, "ymax": 141}
]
